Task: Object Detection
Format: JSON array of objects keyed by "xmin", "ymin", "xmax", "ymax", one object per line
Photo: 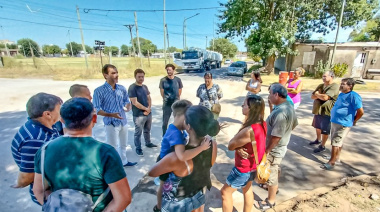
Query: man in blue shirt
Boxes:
[
  {"xmin": 93, "ymin": 64, "xmax": 137, "ymax": 167},
  {"xmin": 321, "ymin": 78, "xmax": 364, "ymax": 170},
  {"xmin": 11, "ymin": 93, "xmax": 62, "ymax": 204}
]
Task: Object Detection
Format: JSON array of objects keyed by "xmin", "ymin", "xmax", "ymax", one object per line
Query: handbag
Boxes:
[
  {"xmin": 250, "ymin": 125, "xmax": 271, "ymax": 184},
  {"xmin": 205, "ymin": 84, "xmax": 221, "ymax": 114}
]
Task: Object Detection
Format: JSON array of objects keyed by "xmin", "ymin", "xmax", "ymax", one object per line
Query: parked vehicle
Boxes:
[
  {"xmin": 173, "ymin": 48, "xmax": 223, "ymax": 73},
  {"xmin": 235, "ymin": 61, "xmax": 248, "ymax": 73},
  {"xmin": 227, "ymin": 62, "xmax": 245, "ymax": 77},
  {"xmin": 225, "ymin": 59, "xmax": 232, "ymax": 64}
]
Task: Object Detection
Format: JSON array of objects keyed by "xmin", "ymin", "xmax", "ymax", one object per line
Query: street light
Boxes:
[{"xmin": 183, "ymin": 13, "xmax": 200, "ymax": 50}]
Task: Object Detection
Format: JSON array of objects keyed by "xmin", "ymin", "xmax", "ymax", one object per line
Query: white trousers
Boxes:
[{"xmin": 105, "ymin": 124, "xmax": 128, "ymax": 164}]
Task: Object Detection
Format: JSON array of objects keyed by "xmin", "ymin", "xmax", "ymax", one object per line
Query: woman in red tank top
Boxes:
[{"xmin": 221, "ymin": 95, "xmax": 266, "ymax": 212}]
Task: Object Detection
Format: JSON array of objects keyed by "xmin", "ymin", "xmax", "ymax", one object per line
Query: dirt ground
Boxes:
[{"xmin": 271, "ymin": 174, "xmax": 380, "ymax": 212}]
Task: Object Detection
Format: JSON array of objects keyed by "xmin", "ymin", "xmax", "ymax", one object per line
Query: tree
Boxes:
[
  {"xmin": 85, "ymin": 45, "xmax": 94, "ymax": 54},
  {"xmin": 132, "ymin": 37, "xmax": 157, "ymax": 56},
  {"xmin": 247, "ymin": 52, "xmax": 262, "ymax": 62},
  {"xmin": 65, "ymin": 42, "xmax": 82, "ymax": 56},
  {"xmin": 208, "ymin": 38, "xmax": 237, "ymax": 59},
  {"xmin": 349, "ymin": 17, "xmax": 380, "ymax": 42},
  {"xmin": 218, "ymin": 0, "xmax": 379, "ymax": 74},
  {"xmin": 167, "ymin": 46, "xmax": 182, "ymax": 53},
  {"xmin": 42, "ymin": 45, "xmax": 61, "ymax": 56},
  {"xmin": 104, "ymin": 46, "xmax": 119, "ymax": 56},
  {"xmin": 17, "ymin": 38, "xmax": 40, "ymax": 57},
  {"xmin": 120, "ymin": 45, "xmax": 130, "ymax": 56},
  {"xmin": 61, "ymin": 49, "xmax": 69, "ymax": 55}
]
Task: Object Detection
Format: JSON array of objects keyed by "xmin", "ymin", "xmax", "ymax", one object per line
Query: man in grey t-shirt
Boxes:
[{"xmin": 255, "ymin": 83, "xmax": 298, "ymax": 211}]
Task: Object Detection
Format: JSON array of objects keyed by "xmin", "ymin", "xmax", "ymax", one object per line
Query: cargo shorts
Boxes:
[{"xmin": 266, "ymin": 154, "xmax": 283, "ymax": 186}]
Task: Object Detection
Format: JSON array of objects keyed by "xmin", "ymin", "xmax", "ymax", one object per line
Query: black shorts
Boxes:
[
  {"xmin": 156, "ymin": 155, "xmax": 169, "ymax": 181},
  {"xmin": 312, "ymin": 115, "xmax": 331, "ymax": 135}
]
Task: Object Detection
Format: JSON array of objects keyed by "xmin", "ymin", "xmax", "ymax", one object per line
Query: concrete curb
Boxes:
[{"xmin": 265, "ymin": 172, "xmax": 380, "ymax": 212}]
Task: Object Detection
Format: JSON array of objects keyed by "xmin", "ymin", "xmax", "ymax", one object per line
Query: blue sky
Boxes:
[{"xmin": 0, "ymin": 0, "xmax": 356, "ymax": 52}]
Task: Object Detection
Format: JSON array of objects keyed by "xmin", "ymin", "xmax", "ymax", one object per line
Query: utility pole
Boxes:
[
  {"xmin": 67, "ymin": 30, "xmax": 74, "ymax": 57},
  {"xmin": 134, "ymin": 12, "xmax": 143, "ymax": 68},
  {"xmin": 166, "ymin": 24, "xmax": 170, "ymax": 63},
  {"xmin": 163, "ymin": 0, "xmax": 167, "ymax": 65},
  {"xmin": 76, "ymin": 5, "xmax": 89, "ymax": 70},
  {"xmin": 206, "ymin": 36, "xmax": 208, "ymax": 49},
  {"xmin": 213, "ymin": 18, "xmax": 215, "ymax": 51},
  {"xmin": 28, "ymin": 41, "xmax": 34, "ymax": 57},
  {"xmin": 331, "ymin": 0, "xmax": 346, "ymax": 65},
  {"xmin": 124, "ymin": 25, "xmax": 136, "ymax": 57},
  {"xmin": 183, "ymin": 13, "xmax": 200, "ymax": 50}
]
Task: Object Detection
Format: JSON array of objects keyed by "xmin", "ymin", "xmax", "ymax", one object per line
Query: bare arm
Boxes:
[
  {"xmin": 32, "ymin": 173, "xmax": 50, "ymax": 205},
  {"xmin": 130, "ymin": 97, "xmax": 150, "ymax": 114},
  {"xmin": 288, "ymin": 81, "xmax": 303, "ymax": 94},
  {"xmin": 354, "ymin": 108, "xmax": 364, "ymax": 125},
  {"xmin": 178, "ymin": 89, "xmax": 182, "ymax": 98},
  {"xmin": 314, "ymin": 91, "xmax": 330, "ymax": 101},
  {"xmin": 265, "ymin": 136, "xmax": 281, "ymax": 154},
  {"xmin": 12, "ymin": 172, "xmax": 34, "ymax": 188},
  {"xmin": 211, "ymin": 140, "xmax": 217, "ymax": 166},
  {"xmin": 104, "ymin": 178, "xmax": 132, "ymax": 212},
  {"xmin": 148, "ymin": 153, "xmax": 178, "ymax": 177},
  {"xmin": 174, "ymin": 138, "xmax": 210, "ymax": 161},
  {"xmin": 246, "ymin": 80, "xmax": 261, "ymax": 94},
  {"xmin": 228, "ymin": 127, "xmax": 251, "ymax": 151},
  {"xmin": 97, "ymin": 110, "xmax": 123, "ymax": 119}
]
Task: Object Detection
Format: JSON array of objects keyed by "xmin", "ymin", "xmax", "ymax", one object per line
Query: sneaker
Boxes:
[
  {"xmin": 136, "ymin": 149, "xmax": 144, "ymax": 157},
  {"xmin": 153, "ymin": 205, "xmax": 161, "ymax": 212},
  {"xmin": 146, "ymin": 143, "xmax": 158, "ymax": 148},
  {"xmin": 309, "ymin": 139, "xmax": 321, "ymax": 145},
  {"xmin": 313, "ymin": 145, "xmax": 326, "ymax": 153},
  {"xmin": 123, "ymin": 161, "xmax": 138, "ymax": 167}
]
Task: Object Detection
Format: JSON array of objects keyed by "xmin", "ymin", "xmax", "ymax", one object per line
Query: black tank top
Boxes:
[{"xmin": 176, "ymin": 142, "xmax": 213, "ymax": 198}]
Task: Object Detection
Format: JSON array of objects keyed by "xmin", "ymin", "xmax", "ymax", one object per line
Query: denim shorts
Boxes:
[
  {"xmin": 226, "ymin": 167, "xmax": 255, "ymax": 189},
  {"xmin": 161, "ymin": 189, "xmax": 205, "ymax": 212}
]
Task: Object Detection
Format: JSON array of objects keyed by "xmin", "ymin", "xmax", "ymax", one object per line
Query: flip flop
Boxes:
[
  {"xmin": 320, "ymin": 163, "xmax": 334, "ymax": 170},
  {"xmin": 322, "ymin": 155, "xmax": 342, "ymax": 165},
  {"xmin": 254, "ymin": 198, "xmax": 276, "ymax": 211}
]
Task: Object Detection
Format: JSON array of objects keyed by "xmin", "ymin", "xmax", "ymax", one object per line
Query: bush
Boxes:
[
  {"xmin": 248, "ymin": 65, "xmax": 262, "ymax": 73},
  {"xmin": 315, "ymin": 60, "xmax": 330, "ymax": 79},
  {"xmin": 331, "ymin": 63, "xmax": 348, "ymax": 77}
]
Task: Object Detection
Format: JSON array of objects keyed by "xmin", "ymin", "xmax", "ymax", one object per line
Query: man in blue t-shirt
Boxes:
[{"xmin": 321, "ymin": 78, "xmax": 364, "ymax": 170}]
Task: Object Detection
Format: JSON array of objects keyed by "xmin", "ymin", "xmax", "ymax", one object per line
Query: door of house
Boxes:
[{"xmin": 351, "ymin": 52, "xmax": 367, "ymax": 78}]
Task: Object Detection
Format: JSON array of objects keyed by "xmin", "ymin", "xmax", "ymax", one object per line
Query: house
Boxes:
[
  {"xmin": 276, "ymin": 41, "xmax": 380, "ymax": 78},
  {"xmin": 235, "ymin": 52, "xmax": 248, "ymax": 61}
]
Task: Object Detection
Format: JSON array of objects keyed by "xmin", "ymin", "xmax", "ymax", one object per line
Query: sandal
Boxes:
[
  {"xmin": 320, "ymin": 163, "xmax": 334, "ymax": 170},
  {"xmin": 254, "ymin": 198, "xmax": 276, "ymax": 211}
]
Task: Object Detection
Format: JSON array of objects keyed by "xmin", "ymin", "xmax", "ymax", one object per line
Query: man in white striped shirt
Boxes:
[
  {"xmin": 11, "ymin": 93, "xmax": 62, "ymax": 204},
  {"xmin": 93, "ymin": 64, "xmax": 137, "ymax": 167}
]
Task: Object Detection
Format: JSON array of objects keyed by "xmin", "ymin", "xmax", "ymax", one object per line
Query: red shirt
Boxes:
[{"xmin": 235, "ymin": 122, "xmax": 267, "ymax": 173}]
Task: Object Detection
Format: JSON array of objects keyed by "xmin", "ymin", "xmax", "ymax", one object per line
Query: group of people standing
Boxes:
[{"xmin": 9, "ymin": 63, "xmax": 364, "ymax": 212}]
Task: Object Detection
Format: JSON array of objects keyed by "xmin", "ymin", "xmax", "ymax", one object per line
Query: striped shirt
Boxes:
[
  {"xmin": 93, "ymin": 82, "xmax": 130, "ymax": 126},
  {"xmin": 11, "ymin": 118, "xmax": 61, "ymax": 204}
]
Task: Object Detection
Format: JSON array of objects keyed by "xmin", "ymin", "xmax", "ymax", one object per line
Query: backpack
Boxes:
[{"xmin": 40, "ymin": 143, "xmax": 110, "ymax": 212}]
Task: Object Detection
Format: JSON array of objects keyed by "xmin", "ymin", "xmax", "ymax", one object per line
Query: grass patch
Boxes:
[{"xmin": 0, "ymin": 57, "xmax": 167, "ymax": 80}]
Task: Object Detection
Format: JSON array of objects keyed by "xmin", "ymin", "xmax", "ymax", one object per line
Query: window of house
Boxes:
[{"xmin": 360, "ymin": 53, "xmax": 366, "ymax": 64}]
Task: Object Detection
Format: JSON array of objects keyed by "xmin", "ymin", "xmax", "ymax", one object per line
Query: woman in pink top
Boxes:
[
  {"xmin": 286, "ymin": 67, "xmax": 304, "ymax": 109},
  {"xmin": 221, "ymin": 95, "xmax": 266, "ymax": 212}
]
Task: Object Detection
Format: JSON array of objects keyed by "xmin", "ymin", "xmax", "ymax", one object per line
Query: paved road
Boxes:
[{"xmin": 0, "ymin": 68, "xmax": 379, "ymax": 211}]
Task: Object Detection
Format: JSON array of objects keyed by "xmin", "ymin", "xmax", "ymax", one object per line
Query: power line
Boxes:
[
  {"xmin": 0, "ymin": 16, "xmax": 126, "ymax": 31},
  {"xmin": 82, "ymin": 6, "xmax": 222, "ymax": 13}
]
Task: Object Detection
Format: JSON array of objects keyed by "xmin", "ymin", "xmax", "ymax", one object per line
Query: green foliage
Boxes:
[
  {"xmin": 348, "ymin": 17, "xmax": 380, "ymax": 42},
  {"xmin": 42, "ymin": 45, "xmax": 61, "ymax": 55},
  {"xmin": 65, "ymin": 42, "xmax": 81, "ymax": 56},
  {"xmin": 208, "ymin": 38, "xmax": 237, "ymax": 58},
  {"xmin": 61, "ymin": 49, "xmax": 69, "ymax": 55},
  {"xmin": 85, "ymin": 45, "xmax": 94, "ymax": 54},
  {"xmin": 247, "ymin": 52, "xmax": 262, "ymax": 62},
  {"xmin": 315, "ymin": 60, "xmax": 331, "ymax": 79},
  {"xmin": 331, "ymin": 63, "xmax": 348, "ymax": 77},
  {"xmin": 132, "ymin": 37, "xmax": 157, "ymax": 56},
  {"xmin": 17, "ymin": 38, "xmax": 40, "ymax": 57},
  {"xmin": 120, "ymin": 45, "xmax": 130, "ymax": 56},
  {"xmin": 104, "ymin": 46, "xmax": 119, "ymax": 56},
  {"xmin": 167, "ymin": 46, "xmax": 178, "ymax": 53},
  {"xmin": 248, "ymin": 65, "xmax": 263, "ymax": 73},
  {"xmin": 218, "ymin": 0, "xmax": 378, "ymax": 72}
]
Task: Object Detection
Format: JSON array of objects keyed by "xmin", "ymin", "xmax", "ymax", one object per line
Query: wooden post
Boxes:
[{"xmin": 148, "ymin": 50, "xmax": 151, "ymax": 67}]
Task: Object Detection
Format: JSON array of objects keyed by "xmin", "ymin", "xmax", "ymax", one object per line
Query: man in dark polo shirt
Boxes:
[
  {"xmin": 10, "ymin": 93, "xmax": 62, "ymax": 204},
  {"xmin": 33, "ymin": 98, "xmax": 132, "ymax": 211},
  {"xmin": 159, "ymin": 64, "xmax": 183, "ymax": 136},
  {"xmin": 128, "ymin": 69, "xmax": 158, "ymax": 156}
]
